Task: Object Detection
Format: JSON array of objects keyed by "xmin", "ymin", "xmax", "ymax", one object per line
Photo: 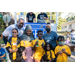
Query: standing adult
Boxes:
[
  {"xmin": 37, "ymin": 12, "xmax": 48, "ymax": 23},
  {"xmin": 71, "ymin": 29, "xmax": 75, "ymax": 44},
  {"xmin": 43, "ymin": 23, "xmax": 58, "ymax": 51},
  {"xmin": 2, "ymin": 18, "xmax": 25, "ymax": 44},
  {"xmin": 26, "ymin": 12, "xmax": 36, "ymax": 23}
]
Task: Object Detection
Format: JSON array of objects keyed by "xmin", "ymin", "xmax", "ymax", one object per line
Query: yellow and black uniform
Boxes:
[
  {"xmin": 32, "ymin": 39, "xmax": 45, "ymax": 60},
  {"xmin": 6, "ymin": 37, "xmax": 25, "ymax": 62},
  {"xmin": 42, "ymin": 50, "xmax": 55, "ymax": 62},
  {"xmin": 55, "ymin": 45, "xmax": 71, "ymax": 62},
  {"xmin": 20, "ymin": 40, "xmax": 33, "ymax": 47}
]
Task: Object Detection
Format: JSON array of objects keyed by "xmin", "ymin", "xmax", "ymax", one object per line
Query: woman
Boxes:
[
  {"xmin": 20, "ymin": 25, "xmax": 35, "ymax": 62},
  {"xmin": 43, "ymin": 23, "xmax": 58, "ymax": 51}
]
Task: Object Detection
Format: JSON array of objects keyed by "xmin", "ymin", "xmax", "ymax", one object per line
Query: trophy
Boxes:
[{"xmin": 36, "ymin": 37, "xmax": 39, "ymax": 47}]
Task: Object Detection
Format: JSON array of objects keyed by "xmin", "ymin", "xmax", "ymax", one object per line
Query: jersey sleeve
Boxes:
[
  {"xmin": 20, "ymin": 40, "xmax": 25, "ymax": 47},
  {"xmin": 45, "ymin": 13, "xmax": 48, "ymax": 18},
  {"xmin": 54, "ymin": 46, "xmax": 58, "ymax": 55},
  {"xmin": 26, "ymin": 13, "xmax": 29, "ymax": 18},
  {"xmin": 6, "ymin": 42, "xmax": 11, "ymax": 48},
  {"xmin": 32, "ymin": 40, "xmax": 36, "ymax": 47},
  {"xmin": 51, "ymin": 50, "xmax": 55, "ymax": 58},
  {"xmin": 2, "ymin": 48, "xmax": 5, "ymax": 55},
  {"xmin": 33, "ymin": 14, "xmax": 35, "ymax": 18}
]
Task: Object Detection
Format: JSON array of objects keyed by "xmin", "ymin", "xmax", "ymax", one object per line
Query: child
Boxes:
[
  {"xmin": 54, "ymin": 36, "xmax": 71, "ymax": 62},
  {"xmin": 6, "ymin": 28, "xmax": 25, "ymax": 62},
  {"xmin": 0, "ymin": 44, "xmax": 6, "ymax": 62},
  {"xmin": 20, "ymin": 25, "xmax": 35, "ymax": 62},
  {"xmin": 32, "ymin": 30, "xmax": 45, "ymax": 62},
  {"xmin": 42, "ymin": 43, "xmax": 55, "ymax": 62}
]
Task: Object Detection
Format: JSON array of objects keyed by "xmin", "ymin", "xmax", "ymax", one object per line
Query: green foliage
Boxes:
[{"xmin": 66, "ymin": 13, "xmax": 75, "ymax": 21}]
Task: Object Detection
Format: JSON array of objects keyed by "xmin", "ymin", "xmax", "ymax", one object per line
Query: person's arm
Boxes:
[
  {"xmin": 55, "ymin": 51, "xmax": 63, "ymax": 57},
  {"xmin": 34, "ymin": 18, "xmax": 36, "ymax": 22},
  {"xmin": 62, "ymin": 48, "xmax": 71, "ymax": 56},
  {"xmin": 0, "ymin": 54, "xmax": 5, "ymax": 58},
  {"xmin": 26, "ymin": 18, "xmax": 28, "ymax": 22},
  {"xmin": 32, "ymin": 41, "xmax": 38, "ymax": 51},
  {"xmin": 49, "ymin": 58, "xmax": 55, "ymax": 62}
]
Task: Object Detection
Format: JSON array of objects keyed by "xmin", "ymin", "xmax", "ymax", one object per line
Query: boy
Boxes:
[
  {"xmin": 32, "ymin": 30, "xmax": 45, "ymax": 62},
  {"xmin": 54, "ymin": 36, "xmax": 71, "ymax": 62},
  {"xmin": 0, "ymin": 44, "xmax": 6, "ymax": 62}
]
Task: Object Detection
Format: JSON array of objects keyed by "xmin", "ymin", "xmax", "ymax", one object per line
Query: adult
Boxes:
[
  {"xmin": 26, "ymin": 12, "xmax": 36, "ymax": 23},
  {"xmin": 2, "ymin": 18, "xmax": 25, "ymax": 44},
  {"xmin": 20, "ymin": 25, "xmax": 35, "ymax": 62},
  {"xmin": 71, "ymin": 29, "xmax": 75, "ymax": 44},
  {"xmin": 37, "ymin": 12, "xmax": 48, "ymax": 23},
  {"xmin": 43, "ymin": 23, "xmax": 58, "ymax": 51}
]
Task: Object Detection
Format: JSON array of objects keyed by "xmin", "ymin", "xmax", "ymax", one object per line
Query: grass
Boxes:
[{"xmin": 0, "ymin": 37, "xmax": 4, "ymax": 44}]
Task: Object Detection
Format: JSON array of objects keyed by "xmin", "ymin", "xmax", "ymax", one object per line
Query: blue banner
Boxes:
[{"xmin": 24, "ymin": 23, "xmax": 57, "ymax": 38}]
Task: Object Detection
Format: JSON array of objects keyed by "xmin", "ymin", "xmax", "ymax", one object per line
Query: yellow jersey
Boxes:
[
  {"xmin": 55, "ymin": 45, "xmax": 71, "ymax": 62},
  {"xmin": 43, "ymin": 50, "xmax": 55, "ymax": 60},
  {"xmin": 20, "ymin": 40, "xmax": 33, "ymax": 47},
  {"xmin": 32, "ymin": 39, "xmax": 45, "ymax": 60},
  {"xmin": 6, "ymin": 37, "xmax": 20, "ymax": 60}
]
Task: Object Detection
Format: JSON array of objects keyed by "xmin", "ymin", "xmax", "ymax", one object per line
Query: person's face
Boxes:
[
  {"xmin": 41, "ymin": 12, "xmax": 44, "ymax": 14},
  {"xmin": 30, "ymin": 12, "xmax": 33, "ymax": 15},
  {"xmin": 18, "ymin": 20, "xmax": 24, "ymax": 29},
  {"xmin": 46, "ymin": 25, "xmax": 51, "ymax": 29},
  {"xmin": 46, "ymin": 44, "xmax": 50, "ymax": 51},
  {"xmin": 26, "ymin": 30, "xmax": 32, "ymax": 36},
  {"xmin": 46, "ymin": 25, "xmax": 51, "ymax": 33},
  {"xmin": 58, "ymin": 38, "xmax": 64, "ymax": 45},
  {"xmin": 37, "ymin": 32, "xmax": 43, "ymax": 39},
  {"xmin": 12, "ymin": 29, "xmax": 18, "ymax": 37}
]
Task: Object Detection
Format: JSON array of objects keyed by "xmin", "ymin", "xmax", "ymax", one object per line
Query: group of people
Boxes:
[
  {"xmin": 0, "ymin": 18, "xmax": 71, "ymax": 62},
  {"xmin": 26, "ymin": 12, "xmax": 48, "ymax": 23},
  {"xmin": 66, "ymin": 29, "xmax": 75, "ymax": 44}
]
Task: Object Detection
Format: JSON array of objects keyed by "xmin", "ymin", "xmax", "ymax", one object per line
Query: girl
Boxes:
[
  {"xmin": 42, "ymin": 43, "xmax": 55, "ymax": 62},
  {"xmin": 55, "ymin": 36, "xmax": 71, "ymax": 62},
  {"xmin": 6, "ymin": 28, "xmax": 25, "ymax": 62},
  {"xmin": 20, "ymin": 25, "xmax": 35, "ymax": 62}
]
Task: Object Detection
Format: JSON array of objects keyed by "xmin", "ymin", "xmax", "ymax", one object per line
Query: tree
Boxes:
[{"xmin": 66, "ymin": 12, "xmax": 75, "ymax": 21}]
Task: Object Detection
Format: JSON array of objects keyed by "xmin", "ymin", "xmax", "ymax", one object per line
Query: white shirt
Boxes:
[
  {"xmin": 2, "ymin": 24, "xmax": 25, "ymax": 39},
  {"xmin": 71, "ymin": 31, "xmax": 75, "ymax": 42}
]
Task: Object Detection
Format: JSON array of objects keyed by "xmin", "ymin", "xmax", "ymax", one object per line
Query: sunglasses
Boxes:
[
  {"xmin": 12, "ymin": 32, "xmax": 17, "ymax": 33},
  {"xmin": 20, "ymin": 23, "xmax": 24, "ymax": 25}
]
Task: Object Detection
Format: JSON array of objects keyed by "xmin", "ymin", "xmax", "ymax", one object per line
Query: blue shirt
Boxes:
[
  {"xmin": 0, "ymin": 48, "xmax": 5, "ymax": 59},
  {"xmin": 43, "ymin": 31, "xmax": 58, "ymax": 49}
]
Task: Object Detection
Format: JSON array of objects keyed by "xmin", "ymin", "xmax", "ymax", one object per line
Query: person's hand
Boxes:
[
  {"xmin": 23, "ymin": 56, "xmax": 27, "ymax": 60},
  {"xmin": 14, "ymin": 49, "xmax": 18, "ymax": 52},
  {"xmin": 9, "ymin": 48, "xmax": 13, "ymax": 52},
  {"xmin": 35, "ymin": 41, "xmax": 38, "ymax": 46},
  {"xmin": 43, "ymin": 17, "xmax": 46, "ymax": 19},
  {"xmin": 62, "ymin": 49, "xmax": 66, "ymax": 53},
  {"xmin": 58, "ymin": 51, "xmax": 63, "ymax": 54}
]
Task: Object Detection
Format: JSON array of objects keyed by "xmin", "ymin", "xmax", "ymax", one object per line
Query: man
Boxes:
[
  {"xmin": 2, "ymin": 18, "xmax": 25, "ymax": 44},
  {"xmin": 37, "ymin": 12, "xmax": 48, "ymax": 23},
  {"xmin": 43, "ymin": 23, "xmax": 58, "ymax": 51},
  {"xmin": 26, "ymin": 12, "xmax": 36, "ymax": 23}
]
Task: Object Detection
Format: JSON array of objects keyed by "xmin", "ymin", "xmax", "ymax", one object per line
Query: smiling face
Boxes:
[
  {"xmin": 37, "ymin": 32, "xmax": 43, "ymax": 39},
  {"xmin": 46, "ymin": 44, "xmax": 50, "ymax": 51},
  {"xmin": 26, "ymin": 30, "xmax": 32, "ymax": 36},
  {"xmin": 12, "ymin": 29, "xmax": 18, "ymax": 37},
  {"xmin": 17, "ymin": 19, "xmax": 24, "ymax": 29}
]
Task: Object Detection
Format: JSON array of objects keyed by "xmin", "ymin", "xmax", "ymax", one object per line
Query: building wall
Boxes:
[{"xmin": 61, "ymin": 23, "xmax": 75, "ymax": 32}]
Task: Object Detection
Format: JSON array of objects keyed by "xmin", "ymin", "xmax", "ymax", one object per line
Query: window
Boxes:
[
  {"xmin": 69, "ymin": 24, "xmax": 72, "ymax": 29},
  {"xmin": 65, "ymin": 26, "xmax": 67, "ymax": 28}
]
